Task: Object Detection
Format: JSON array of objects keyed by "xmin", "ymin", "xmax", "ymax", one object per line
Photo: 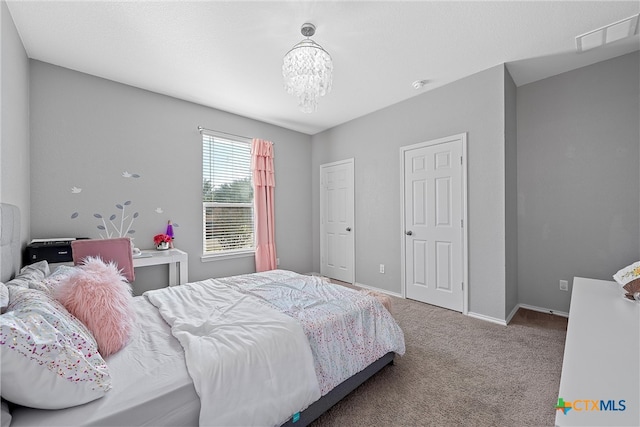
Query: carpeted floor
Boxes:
[{"xmin": 310, "ymin": 291, "xmax": 568, "ymax": 427}]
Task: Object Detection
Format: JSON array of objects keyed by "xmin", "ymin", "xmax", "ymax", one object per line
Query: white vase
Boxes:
[{"xmin": 156, "ymin": 242, "xmax": 169, "ymax": 251}]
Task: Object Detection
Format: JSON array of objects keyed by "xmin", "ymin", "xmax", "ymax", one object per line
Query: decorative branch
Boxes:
[{"xmin": 94, "ymin": 201, "xmax": 138, "ymax": 241}]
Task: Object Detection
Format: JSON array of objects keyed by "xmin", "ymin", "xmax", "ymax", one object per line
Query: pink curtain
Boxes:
[{"xmin": 251, "ymin": 138, "xmax": 277, "ymax": 272}]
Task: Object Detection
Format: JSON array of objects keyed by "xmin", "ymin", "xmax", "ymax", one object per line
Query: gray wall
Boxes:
[
  {"xmin": 312, "ymin": 65, "xmax": 509, "ymax": 321},
  {"xmin": 8, "ymin": 0, "xmax": 638, "ymax": 317},
  {"xmin": 29, "ymin": 61, "xmax": 313, "ymax": 295},
  {"xmin": 504, "ymin": 67, "xmax": 518, "ymax": 318},
  {"xmin": 517, "ymin": 52, "xmax": 640, "ymax": 313},
  {"xmin": 1, "ymin": 1, "xmax": 31, "ymax": 255}
]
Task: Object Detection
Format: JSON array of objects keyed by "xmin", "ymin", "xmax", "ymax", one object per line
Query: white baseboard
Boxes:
[
  {"xmin": 467, "ymin": 311, "xmax": 508, "ymax": 326},
  {"xmin": 518, "ymin": 303, "xmax": 569, "ymax": 318},
  {"xmin": 469, "ymin": 304, "xmax": 569, "ymax": 326},
  {"xmin": 505, "ymin": 304, "xmax": 520, "ymax": 324},
  {"xmin": 310, "ymin": 274, "xmax": 570, "ymax": 322},
  {"xmin": 354, "ymin": 282, "xmax": 403, "ymax": 298}
]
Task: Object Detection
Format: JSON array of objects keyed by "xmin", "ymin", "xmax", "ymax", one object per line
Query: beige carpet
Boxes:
[{"xmin": 311, "ymin": 292, "xmax": 568, "ymax": 427}]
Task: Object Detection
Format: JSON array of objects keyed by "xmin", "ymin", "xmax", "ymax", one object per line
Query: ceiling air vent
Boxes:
[{"xmin": 576, "ymin": 14, "xmax": 639, "ymax": 53}]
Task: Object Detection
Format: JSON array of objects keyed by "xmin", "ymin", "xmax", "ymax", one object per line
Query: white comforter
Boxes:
[
  {"xmin": 145, "ymin": 279, "xmax": 321, "ymax": 427},
  {"xmin": 215, "ymin": 272, "xmax": 406, "ymax": 395}
]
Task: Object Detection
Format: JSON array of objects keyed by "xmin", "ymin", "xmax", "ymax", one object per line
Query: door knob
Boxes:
[
  {"xmin": 406, "ymin": 231, "xmax": 413, "ymax": 236},
  {"xmin": 346, "ymin": 227, "xmax": 352, "ymax": 232}
]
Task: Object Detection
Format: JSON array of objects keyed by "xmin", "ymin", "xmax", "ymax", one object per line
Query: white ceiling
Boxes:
[{"xmin": 7, "ymin": 1, "xmax": 640, "ymax": 135}]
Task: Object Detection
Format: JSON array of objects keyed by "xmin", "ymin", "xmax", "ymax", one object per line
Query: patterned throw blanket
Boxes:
[{"xmin": 213, "ymin": 270, "xmax": 406, "ymax": 395}]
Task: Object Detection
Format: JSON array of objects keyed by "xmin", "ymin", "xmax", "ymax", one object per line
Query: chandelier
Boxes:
[{"xmin": 282, "ymin": 23, "xmax": 333, "ymax": 113}]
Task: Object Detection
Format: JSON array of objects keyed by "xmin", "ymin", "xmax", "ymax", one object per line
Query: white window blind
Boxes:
[{"xmin": 202, "ymin": 133, "xmax": 254, "ymax": 255}]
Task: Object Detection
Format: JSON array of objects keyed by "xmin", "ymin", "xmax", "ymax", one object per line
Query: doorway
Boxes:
[
  {"xmin": 320, "ymin": 159, "xmax": 355, "ymax": 283},
  {"xmin": 401, "ymin": 134, "xmax": 468, "ymax": 313}
]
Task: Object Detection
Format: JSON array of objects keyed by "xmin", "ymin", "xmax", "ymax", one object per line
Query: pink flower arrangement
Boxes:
[{"xmin": 153, "ymin": 234, "xmax": 172, "ymax": 245}]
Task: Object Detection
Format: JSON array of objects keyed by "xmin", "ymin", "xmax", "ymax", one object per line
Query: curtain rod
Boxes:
[
  {"xmin": 197, "ymin": 126, "xmax": 274, "ymax": 145},
  {"xmin": 196, "ymin": 126, "xmax": 249, "ymax": 142}
]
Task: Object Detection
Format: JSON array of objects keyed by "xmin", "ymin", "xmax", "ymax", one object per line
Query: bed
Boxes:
[{"xmin": 0, "ymin": 203, "xmax": 405, "ymax": 427}]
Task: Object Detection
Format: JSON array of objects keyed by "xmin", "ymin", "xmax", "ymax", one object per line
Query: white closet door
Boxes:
[{"xmin": 320, "ymin": 159, "xmax": 354, "ymax": 283}]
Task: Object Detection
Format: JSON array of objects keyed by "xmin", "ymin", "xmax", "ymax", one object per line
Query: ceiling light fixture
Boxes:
[{"xmin": 282, "ymin": 23, "xmax": 333, "ymax": 113}]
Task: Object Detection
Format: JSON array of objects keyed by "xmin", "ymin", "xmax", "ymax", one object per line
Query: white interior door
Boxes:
[
  {"xmin": 402, "ymin": 134, "xmax": 466, "ymax": 312},
  {"xmin": 320, "ymin": 159, "xmax": 354, "ymax": 283}
]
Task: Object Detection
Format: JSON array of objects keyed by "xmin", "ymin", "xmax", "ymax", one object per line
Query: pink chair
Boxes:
[{"xmin": 71, "ymin": 237, "xmax": 135, "ymax": 282}]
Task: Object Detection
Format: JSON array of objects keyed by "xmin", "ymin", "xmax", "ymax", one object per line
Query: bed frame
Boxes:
[
  {"xmin": 281, "ymin": 352, "xmax": 395, "ymax": 426},
  {"xmin": 0, "ymin": 203, "xmax": 397, "ymax": 426}
]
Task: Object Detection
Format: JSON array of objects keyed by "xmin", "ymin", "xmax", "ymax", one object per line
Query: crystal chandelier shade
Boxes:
[{"xmin": 282, "ymin": 24, "xmax": 333, "ymax": 113}]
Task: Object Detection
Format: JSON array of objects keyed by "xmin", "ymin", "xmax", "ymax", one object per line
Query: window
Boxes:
[{"xmin": 202, "ymin": 132, "xmax": 254, "ymax": 256}]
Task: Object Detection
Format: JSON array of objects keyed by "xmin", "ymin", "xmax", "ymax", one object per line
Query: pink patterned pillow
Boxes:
[
  {"xmin": 54, "ymin": 256, "xmax": 135, "ymax": 357},
  {"xmin": 1, "ymin": 287, "xmax": 111, "ymax": 409}
]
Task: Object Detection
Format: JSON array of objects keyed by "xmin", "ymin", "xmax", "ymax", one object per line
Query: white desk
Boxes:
[
  {"xmin": 133, "ymin": 248, "xmax": 188, "ymax": 286},
  {"xmin": 556, "ymin": 277, "xmax": 639, "ymax": 426}
]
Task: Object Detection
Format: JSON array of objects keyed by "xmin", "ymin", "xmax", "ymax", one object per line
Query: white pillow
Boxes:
[
  {"xmin": 0, "ymin": 287, "xmax": 112, "ymax": 409},
  {"xmin": 5, "ymin": 261, "xmax": 50, "ymax": 289},
  {"xmin": 31, "ymin": 265, "xmax": 77, "ymax": 294}
]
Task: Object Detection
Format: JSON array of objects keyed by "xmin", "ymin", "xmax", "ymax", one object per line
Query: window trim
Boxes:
[
  {"xmin": 201, "ymin": 131, "xmax": 255, "ymax": 257},
  {"xmin": 200, "ymin": 249, "xmax": 254, "ymax": 263}
]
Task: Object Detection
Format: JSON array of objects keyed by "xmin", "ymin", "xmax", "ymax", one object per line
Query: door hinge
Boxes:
[
  {"xmin": 460, "ymin": 156, "xmax": 463, "ymax": 165},
  {"xmin": 461, "ymin": 281, "xmax": 464, "ymax": 290},
  {"xmin": 461, "ymin": 219, "xmax": 463, "ymax": 228}
]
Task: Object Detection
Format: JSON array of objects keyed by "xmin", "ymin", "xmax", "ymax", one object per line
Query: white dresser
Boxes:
[{"xmin": 556, "ymin": 277, "xmax": 640, "ymax": 426}]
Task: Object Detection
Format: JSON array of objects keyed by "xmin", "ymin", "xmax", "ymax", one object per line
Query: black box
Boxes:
[{"xmin": 26, "ymin": 240, "xmax": 84, "ymax": 264}]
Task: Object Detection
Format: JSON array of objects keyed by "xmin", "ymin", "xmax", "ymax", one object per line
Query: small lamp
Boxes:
[{"xmin": 166, "ymin": 220, "xmax": 174, "ymax": 248}]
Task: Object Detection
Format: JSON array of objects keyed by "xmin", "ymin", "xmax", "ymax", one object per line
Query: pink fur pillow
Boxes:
[{"xmin": 54, "ymin": 256, "xmax": 135, "ymax": 357}]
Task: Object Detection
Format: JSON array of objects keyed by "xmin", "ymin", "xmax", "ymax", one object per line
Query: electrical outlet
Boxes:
[
  {"xmin": 559, "ymin": 280, "xmax": 568, "ymax": 291},
  {"xmin": 379, "ymin": 264, "xmax": 385, "ymax": 274},
  {"xmin": 276, "ymin": 258, "xmax": 280, "ymax": 266}
]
